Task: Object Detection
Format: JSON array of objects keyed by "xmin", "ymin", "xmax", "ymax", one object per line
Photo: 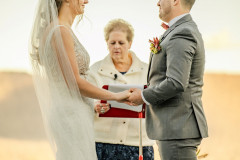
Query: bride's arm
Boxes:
[{"xmin": 58, "ymin": 27, "xmax": 128, "ymax": 101}]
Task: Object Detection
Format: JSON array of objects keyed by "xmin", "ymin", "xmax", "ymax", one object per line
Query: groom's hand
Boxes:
[{"xmin": 128, "ymin": 88, "xmax": 144, "ymax": 106}]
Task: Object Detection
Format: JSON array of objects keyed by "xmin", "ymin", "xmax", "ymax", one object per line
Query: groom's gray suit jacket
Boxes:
[{"xmin": 143, "ymin": 15, "xmax": 208, "ymax": 140}]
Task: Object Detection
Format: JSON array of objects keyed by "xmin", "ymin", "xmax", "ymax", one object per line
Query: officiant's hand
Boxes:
[
  {"xmin": 94, "ymin": 101, "xmax": 111, "ymax": 114},
  {"xmin": 128, "ymin": 88, "xmax": 144, "ymax": 106}
]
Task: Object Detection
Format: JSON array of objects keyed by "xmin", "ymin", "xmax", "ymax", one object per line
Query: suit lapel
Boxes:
[
  {"xmin": 147, "ymin": 53, "xmax": 154, "ymax": 83},
  {"xmin": 147, "ymin": 15, "xmax": 193, "ymax": 83},
  {"xmin": 160, "ymin": 27, "xmax": 174, "ymax": 42},
  {"xmin": 161, "ymin": 14, "xmax": 193, "ymax": 42}
]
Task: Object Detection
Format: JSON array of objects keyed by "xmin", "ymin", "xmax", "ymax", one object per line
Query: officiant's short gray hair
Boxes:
[
  {"xmin": 181, "ymin": 0, "xmax": 196, "ymax": 10},
  {"xmin": 104, "ymin": 19, "xmax": 134, "ymax": 42}
]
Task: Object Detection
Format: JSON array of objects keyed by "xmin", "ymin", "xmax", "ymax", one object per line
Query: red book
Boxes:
[{"xmin": 100, "ymin": 84, "xmax": 147, "ymax": 118}]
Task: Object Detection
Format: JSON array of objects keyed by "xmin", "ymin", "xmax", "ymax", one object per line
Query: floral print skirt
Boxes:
[{"xmin": 96, "ymin": 142, "xmax": 154, "ymax": 160}]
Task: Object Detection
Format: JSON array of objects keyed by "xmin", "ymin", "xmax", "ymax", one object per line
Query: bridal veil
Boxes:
[{"xmin": 29, "ymin": 0, "xmax": 96, "ymax": 159}]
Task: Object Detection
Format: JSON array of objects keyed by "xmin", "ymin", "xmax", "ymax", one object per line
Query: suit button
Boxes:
[
  {"xmin": 120, "ymin": 140, "xmax": 123, "ymax": 142},
  {"xmin": 123, "ymin": 121, "xmax": 126, "ymax": 124}
]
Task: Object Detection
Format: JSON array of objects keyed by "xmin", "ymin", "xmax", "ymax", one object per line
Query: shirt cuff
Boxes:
[{"xmin": 141, "ymin": 91, "xmax": 150, "ymax": 105}]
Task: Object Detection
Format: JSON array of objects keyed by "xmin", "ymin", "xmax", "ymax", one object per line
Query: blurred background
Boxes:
[{"xmin": 0, "ymin": 0, "xmax": 240, "ymax": 159}]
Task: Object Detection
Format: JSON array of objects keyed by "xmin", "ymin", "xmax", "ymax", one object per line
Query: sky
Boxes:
[{"xmin": 0, "ymin": 0, "xmax": 240, "ymax": 74}]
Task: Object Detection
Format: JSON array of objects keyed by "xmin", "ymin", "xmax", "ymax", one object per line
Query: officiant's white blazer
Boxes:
[{"xmin": 88, "ymin": 51, "xmax": 155, "ymax": 146}]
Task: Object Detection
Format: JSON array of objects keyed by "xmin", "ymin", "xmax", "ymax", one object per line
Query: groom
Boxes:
[{"xmin": 128, "ymin": 0, "xmax": 208, "ymax": 159}]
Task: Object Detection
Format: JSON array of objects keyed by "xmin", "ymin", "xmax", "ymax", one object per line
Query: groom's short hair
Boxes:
[{"xmin": 181, "ymin": 0, "xmax": 196, "ymax": 10}]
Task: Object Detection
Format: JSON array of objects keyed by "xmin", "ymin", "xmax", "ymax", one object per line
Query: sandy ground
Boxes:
[
  {"xmin": 0, "ymin": 72, "xmax": 240, "ymax": 160},
  {"xmin": 0, "ymin": 138, "xmax": 54, "ymax": 160}
]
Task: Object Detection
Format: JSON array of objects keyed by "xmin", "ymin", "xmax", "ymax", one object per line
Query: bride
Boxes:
[{"xmin": 29, "ymin": 0, "xmax": 129, "ymax": 159}]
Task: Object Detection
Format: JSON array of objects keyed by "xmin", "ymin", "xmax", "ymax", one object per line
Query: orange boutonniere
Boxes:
[{"xmin": 149, "ymin": 37, "xmax": 161, "ymax": 54}]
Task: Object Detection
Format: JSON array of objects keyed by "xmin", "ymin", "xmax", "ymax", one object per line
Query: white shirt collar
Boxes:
[{"xmin": 168, "ymin": 13, "xmax": 189, "ymax": 27}]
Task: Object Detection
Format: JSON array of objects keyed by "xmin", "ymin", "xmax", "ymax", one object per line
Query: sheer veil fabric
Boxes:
[{"xmin": 29, "ymin": 0, "xmax": 97, "ymax": 159}]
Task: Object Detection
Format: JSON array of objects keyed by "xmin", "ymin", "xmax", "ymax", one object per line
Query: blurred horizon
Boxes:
[
  {"xmin": 1, "ymin": 71, "xmax": 240, "ymax": 159},
  {"xmin": 0, "ymin": 1, "xmax": 240, "ymax": 159}
]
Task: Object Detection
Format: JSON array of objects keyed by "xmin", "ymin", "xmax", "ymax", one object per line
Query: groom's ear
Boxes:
[{"xmin": 172, "ymin": 0, "xmax": 180, "ymax": 6}]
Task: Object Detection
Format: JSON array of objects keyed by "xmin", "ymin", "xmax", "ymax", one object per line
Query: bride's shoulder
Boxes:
[
  {"xmin": 56, "ymin": 24, "xmax": 72, "ymax": 34},
  {"xmin": 52, "ymin": 25, "xmax": 75, "ymax": 43}
]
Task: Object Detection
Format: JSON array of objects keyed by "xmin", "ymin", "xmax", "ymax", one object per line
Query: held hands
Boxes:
[
  {"xmin": 95, "ymin": 89, "xmax": 142, "ymax": 114},
  {"xmin": 114, "ymin": 88, "xmax": 144, "ymax": 106},
  {"xmin": 127, "ymin": 88, "xmax": 144, "ymax": 106},
  {"xmin": 115, "ymin": 90, "xmax": 131, "ymax": 103}
]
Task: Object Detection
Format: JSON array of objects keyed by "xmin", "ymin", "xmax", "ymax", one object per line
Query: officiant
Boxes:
[{"xmin": 88, "ymin": 19, "xmax": 155, "ymax": 160}]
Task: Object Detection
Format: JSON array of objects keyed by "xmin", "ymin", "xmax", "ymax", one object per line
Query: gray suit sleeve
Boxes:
[{"xmin": 143, "ymin": 29, "xmax": 197, "ymax": 106}]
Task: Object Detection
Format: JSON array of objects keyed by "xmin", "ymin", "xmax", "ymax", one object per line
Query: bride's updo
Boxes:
[{"xmin": 54, "ymin": 0, "xmax": 83, "ymax": 23}]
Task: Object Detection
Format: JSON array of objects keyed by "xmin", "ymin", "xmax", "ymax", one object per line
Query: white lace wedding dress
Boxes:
[
  {"xmin": 32, "ymin": 25, "xmax": 97, "ymax": 160},
  {"xmin": 51, "ymin": 26, "xmax": 97, "ymax": 160},
  {"xmin": 29, "ymin": 0, "xmax": 97, "ymax": 159}
]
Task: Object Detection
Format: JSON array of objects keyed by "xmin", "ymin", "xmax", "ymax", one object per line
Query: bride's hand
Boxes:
[{"xmin": 114, "ymin": 90, "xmax": 130, "ymax": 103}]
